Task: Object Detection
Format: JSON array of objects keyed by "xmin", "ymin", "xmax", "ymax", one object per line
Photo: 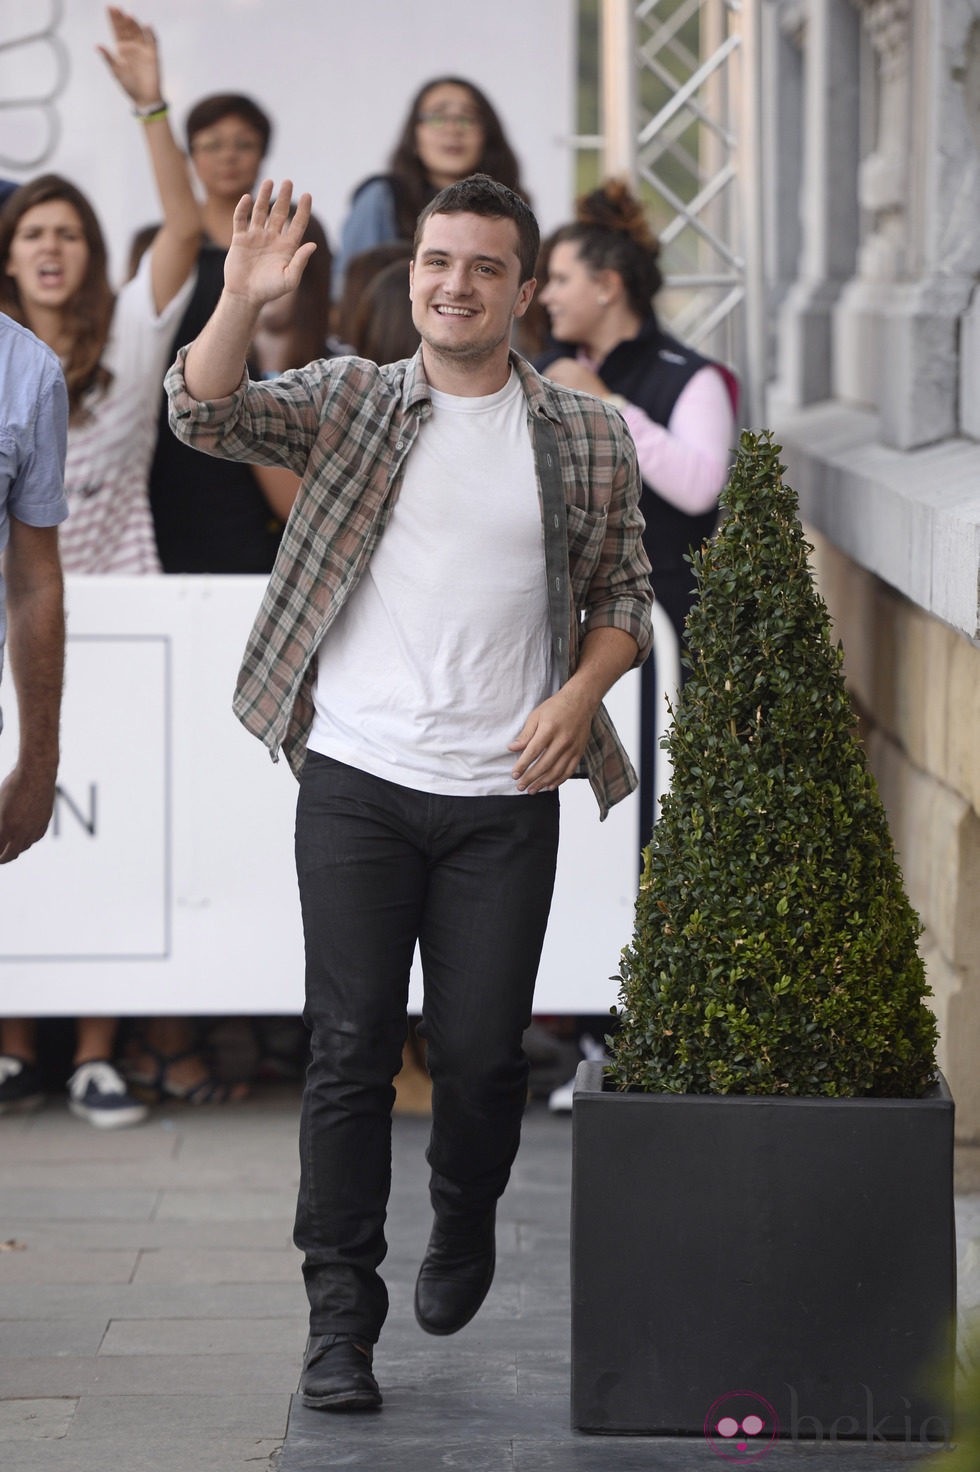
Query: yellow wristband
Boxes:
[
  {"xmin": 605, "ymin": 393, "xmax": 628, "ymax": 413},
  {"xmin": 134, "ymin": 101, "xmax": 168, "ymax": 122}
]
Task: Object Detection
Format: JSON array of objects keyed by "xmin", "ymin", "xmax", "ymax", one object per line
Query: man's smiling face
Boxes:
[{"xmin": 409, "ymin": 211, "xmax": 535, "ymax": 376}]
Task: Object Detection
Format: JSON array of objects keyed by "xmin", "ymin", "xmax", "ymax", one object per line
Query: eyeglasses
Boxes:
[
  {"xmin": 416, "ymin": 112, "xmax": 482, "ymax": 132},
  {"xmin": 192, "ymin": 138, "xmax": 263, "ymax": 156}
]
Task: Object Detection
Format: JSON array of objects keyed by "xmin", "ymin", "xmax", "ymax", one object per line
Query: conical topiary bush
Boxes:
[{"xmin": 608, "ymin": 429, "xmax": 938, "ymax": 1098}]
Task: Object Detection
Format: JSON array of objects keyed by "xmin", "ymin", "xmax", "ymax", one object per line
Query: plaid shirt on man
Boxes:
[{"xmin": 165, "ymin": 347, "xmax": 653, "ymax": 819}]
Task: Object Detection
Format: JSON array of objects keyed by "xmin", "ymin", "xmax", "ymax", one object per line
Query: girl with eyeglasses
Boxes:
[{"xmin": 332, "ymin": 77, "xmax": 526, "ymax": 302}]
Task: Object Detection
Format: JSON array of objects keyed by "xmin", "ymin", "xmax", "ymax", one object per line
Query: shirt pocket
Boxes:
[{"xmin": 564, "ymin": 502, "xmax": 608, "ymax": 605}]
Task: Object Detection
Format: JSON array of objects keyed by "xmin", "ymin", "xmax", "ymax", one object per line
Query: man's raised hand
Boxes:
[{"xmin": 223, "ymin": 179, "xmax": 317, "ymax": 307}]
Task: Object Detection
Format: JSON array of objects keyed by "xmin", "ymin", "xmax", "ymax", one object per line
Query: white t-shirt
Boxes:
[
  {"xmin": 58, "ymin": 252, "xmax": 196, "ymax": 574},
  {"xmin": 308, "ymin": 368, "xmax": 556, "ymax": 795}
]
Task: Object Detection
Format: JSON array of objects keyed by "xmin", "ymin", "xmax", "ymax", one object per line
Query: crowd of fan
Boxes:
[{"xmin": 0, "ymin": 7, "xmax": 734, "ymax": 1128}]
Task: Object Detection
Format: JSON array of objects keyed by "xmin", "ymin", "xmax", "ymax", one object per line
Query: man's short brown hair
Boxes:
[{"xmin": 413, "ymin": 174, "xmax": 540, "ymax": 284}]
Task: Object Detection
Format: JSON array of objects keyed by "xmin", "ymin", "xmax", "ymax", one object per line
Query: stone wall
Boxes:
[
  {"xmin": 807, "ymin": 530, "xmax": 980, "ymax": 1140},
  {"xmin": 765, "ymin": 0, "xmax": 980, "ymax": 1135}
]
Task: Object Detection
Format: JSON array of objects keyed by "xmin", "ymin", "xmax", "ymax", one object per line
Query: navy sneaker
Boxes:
[
  {"xmin": 0, "ymin": 1055, "xmax": 45, "ymax": 1115},
  {"xmin": 67, "ymin": 1060, "xmax": 149, "ymax": 1129}
]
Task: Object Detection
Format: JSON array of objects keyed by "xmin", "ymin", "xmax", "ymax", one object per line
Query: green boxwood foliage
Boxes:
[{"xmin": 608, "ymin": 430, "xmax": 938, "ymax": 1097}]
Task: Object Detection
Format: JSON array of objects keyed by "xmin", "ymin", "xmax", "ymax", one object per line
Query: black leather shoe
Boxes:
[
  {"xmin": 299, "ymin": 1333, "xmax": 382, "ymax": 1411},
  {"xmin": 414, "ymin": 1212, "xmax": 496, "ymax": 1336}
]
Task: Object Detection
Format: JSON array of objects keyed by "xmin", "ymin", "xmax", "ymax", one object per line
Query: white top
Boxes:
[
  {"xmin": 59, "ymin": 252, "xmax": 196, "ymax": 574},
  {"xmin": 308, "ymin": 368, "xmax": 555, "ymax": 795}
]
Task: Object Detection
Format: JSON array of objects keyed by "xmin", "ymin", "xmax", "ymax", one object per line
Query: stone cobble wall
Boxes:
[{"xmin": 808, "ymin": 528, "xmax": 980, "ymax": 1140}]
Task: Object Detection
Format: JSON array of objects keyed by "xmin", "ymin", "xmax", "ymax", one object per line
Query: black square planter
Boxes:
[{"xmin": 571, "ymin": 1060, "xmax": 956, "ymax": 1441}]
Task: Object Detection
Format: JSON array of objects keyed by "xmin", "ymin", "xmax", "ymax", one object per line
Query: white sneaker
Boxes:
[
  {"xmin": 67, "ymin": 1060, "xmax": 149, "ymax": 1129},
  {"xmin": 547, "ymin": 1077, "xmax": 576, "ymax": 1113},
  {"xmin": 547, "ymin": 1034, "xmax": 608, "ymax": 1113},
  {"xmin": 579, "ymin": 1033, "xmax": 608, "ymax": 1063}
]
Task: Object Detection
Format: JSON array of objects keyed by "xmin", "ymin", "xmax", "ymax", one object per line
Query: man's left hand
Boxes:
[{"xmin": 508, "ymin": 685, "xmax": 594, "ymax": 794}]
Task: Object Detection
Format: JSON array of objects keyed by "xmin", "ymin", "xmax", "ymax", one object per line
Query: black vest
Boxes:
[
  {"xmin": 536, "ymin": 315, "xmax": 720, "ymax": 578},
  {"xmin": 149, "ymin": 241, "xmax": 284, "ymax": 573}
]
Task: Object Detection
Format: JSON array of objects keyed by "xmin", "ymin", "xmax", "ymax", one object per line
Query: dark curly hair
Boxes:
[
  {"xmin": 0, "ymin": 174, "xmax": 114, "ymax": 419},
  {"xmin": 551, "ymin": 179, "xmax": 662, "ymax": 318},
  {"xmin": 386, "ymin": 77, "xmax": 525, "ymax": 239}
]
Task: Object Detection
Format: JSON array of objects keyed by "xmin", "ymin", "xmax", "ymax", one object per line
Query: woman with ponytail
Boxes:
[{"xmin": 536, "ymin": 179, "xmax": 736, "ymax": 839}]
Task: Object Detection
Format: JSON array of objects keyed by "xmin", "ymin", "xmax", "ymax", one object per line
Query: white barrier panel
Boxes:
[{"xmin": 0, "ymin": 577, "xmax": 641, "ymax": 1016}]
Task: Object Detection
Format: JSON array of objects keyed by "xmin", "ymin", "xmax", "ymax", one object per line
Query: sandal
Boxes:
[{"xmin": 122, "ymin": 1044, "xmax": 249, "ymax": 1105}]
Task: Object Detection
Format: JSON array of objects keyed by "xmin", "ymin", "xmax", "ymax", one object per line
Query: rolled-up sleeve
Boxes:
[
  {"xmin": 581, "ymin": 420, "xmax": 653, "ymax": 665},
  {"xmin": 165, "ymin": 346, "xmax": 321, "ymax": 476},
  {"xmin": 165, "ymin": 346, "xmax": 250, "ymax": 443}
]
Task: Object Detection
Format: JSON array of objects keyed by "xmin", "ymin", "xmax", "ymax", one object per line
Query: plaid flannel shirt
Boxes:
[{"xmin": 165, "ymin": 347, "xmax": 653, "ymax": 819}]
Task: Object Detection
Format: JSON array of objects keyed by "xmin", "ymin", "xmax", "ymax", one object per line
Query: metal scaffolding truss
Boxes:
[{"xmin": 601, "ymin": 0, "xmax": 765, "ymax": 424}]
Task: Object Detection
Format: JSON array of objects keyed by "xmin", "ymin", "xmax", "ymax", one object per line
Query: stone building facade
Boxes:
[{"xmin": 765, "ymin": 0, "xmax": 980, "ymax": 1137}]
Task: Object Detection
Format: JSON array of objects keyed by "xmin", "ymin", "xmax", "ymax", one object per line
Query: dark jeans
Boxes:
[{"xmin": 293, "ymin": 752, "xmax": 560, "ymax": 1341}]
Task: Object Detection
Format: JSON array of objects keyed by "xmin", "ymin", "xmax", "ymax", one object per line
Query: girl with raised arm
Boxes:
[{"xmin": 0, "ymin": 7, "xmax": 200, "ymax": 1128}]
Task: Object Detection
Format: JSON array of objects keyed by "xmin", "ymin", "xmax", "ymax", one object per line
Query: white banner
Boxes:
[{"xmin": 0, "ymin": 577, "xmax": 642, "ymax": 1016}]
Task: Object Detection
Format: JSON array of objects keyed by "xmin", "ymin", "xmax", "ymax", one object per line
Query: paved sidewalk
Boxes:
[{"xmin": 1, "ymin": 1087, "xmax": 978, "ymax": 1471}]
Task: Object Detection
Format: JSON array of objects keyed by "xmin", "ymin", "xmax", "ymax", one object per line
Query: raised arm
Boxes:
[
  {"xmin": 98, "ymin": 6, "xmax": 200, "ymax": 313},
  {"xmin": 182, "ymin": 179, "xmax": 317, "ymax": 401}
]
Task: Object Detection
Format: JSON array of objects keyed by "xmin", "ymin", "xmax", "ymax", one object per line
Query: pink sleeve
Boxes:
[{"xmin": 620, "ymin": 365, "xmax": 735, "ymax": 514}]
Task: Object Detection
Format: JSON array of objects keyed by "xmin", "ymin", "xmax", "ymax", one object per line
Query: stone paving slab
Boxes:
[
  {"xmin": 100, "ymin": 1314, "xmax": 303, "ymax": 1357},
  {"xmin": 1, "ymin": 1216, "xmax": 295, "ymax": 1251},
  {"xmin": 373, "ymin": 1350, "xmax": 520, "ymax": 1396},
  {"xmin": 67, "ymin": 1391, "xmax": 289, "ymax": 1439},
  {"xmin": 0, "ymin": 1357, "xmax": 100, "ymax": 1398},
  {"xmin": 0, "ymin": 1116, "xmax": 179, "ymax": 1162},
  {"xmin": 131, "ymin": 1246, "xmax": 300, "ymax": 1284},
  {"xmin": 0, "ymin": 1280, "xmax": 307, "ymax": 1320},
  {"xmin": 0, "ymin": 1159, "xmax": 293, "ymax": 1192},
  {"xmin": 2, "ymin": 1317, "xmax": 109, "ymax": 1357},
  {"xmin": 1, "ymin": 1187, "xmax": 160, "ymax": 1221},
  {"xmin": 0, "ymin": 1398, "xmax": 77, "ymax": 1443},
  {"xmin": 0, "ymin": 1351, "xmax": 299, "ymax": 1398},
  {"xmin": 4, "ymin": 1428, "xmax": 284, "ymax": 1472},
  {"xmin": 154, "ymin": 1188, "xmax": 298, "ymax": 1221},
  {"xmin": 384, "ymin": 1313, "xmax": 569, "ymax": 1356},
  {"xmin": 0, "ymin": 1248, "xmax": 139, "ymax": 1285}
]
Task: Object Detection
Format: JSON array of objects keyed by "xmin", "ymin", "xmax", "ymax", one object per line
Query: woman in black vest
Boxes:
[{"xmin": 536, "ymin": 179, "xmax": 736, "ymax": 842}]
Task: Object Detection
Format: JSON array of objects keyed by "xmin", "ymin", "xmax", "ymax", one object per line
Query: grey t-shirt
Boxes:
[{"xmin": 0, "ymin": 312, "xmax": 69, "ymax": 730}]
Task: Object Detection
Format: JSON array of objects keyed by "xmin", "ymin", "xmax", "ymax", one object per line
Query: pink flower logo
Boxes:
[{"xmin": 704, "ymin": 1390, "xmax": 779, "ymax": 1463}]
